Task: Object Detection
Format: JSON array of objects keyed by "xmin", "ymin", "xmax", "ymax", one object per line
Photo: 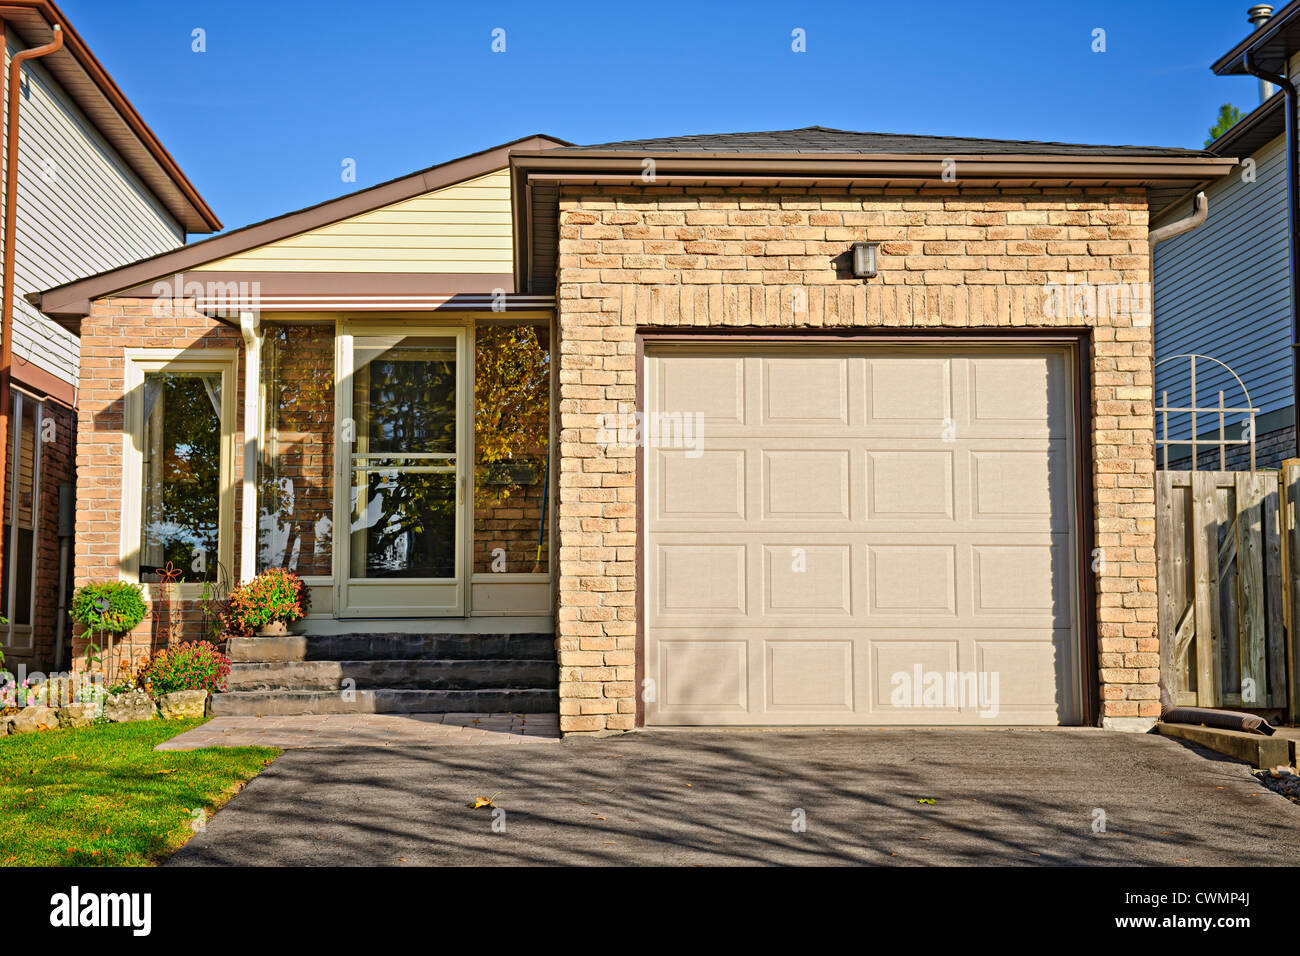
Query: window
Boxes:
[
  {"xmin": 121, "ymin": 351, "xmax": 236, "ymax": 590},
  {"xmin": 473, "ymin": 324, "xmax": 550, "ymax": 574},
  {"xmin": 1, "ymin": 391, "xmax": 42, "ymax": 645},
  {"xmin": 258, "ymin": 324, "xmax": 334, "ymax": 576}
]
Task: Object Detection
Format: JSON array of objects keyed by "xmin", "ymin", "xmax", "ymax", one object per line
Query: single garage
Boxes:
[{"xmin": 643, "ymin": 341, "xmax": 1083, "ymax": 726}]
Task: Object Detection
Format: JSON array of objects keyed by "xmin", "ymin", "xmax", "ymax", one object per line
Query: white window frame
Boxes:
[{"xmin": 119, "ymin": 349, "xmax": 238, "ymax": 601}]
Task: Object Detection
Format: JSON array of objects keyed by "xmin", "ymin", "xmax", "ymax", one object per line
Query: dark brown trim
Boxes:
[
  {"xmin": 36, "ymin": 134, "xmax": 571, "ymax": 318},
  {"xmin": 0, "ymin": 1, "xmax": 220, "ymax": 231},
  {"xmin": 10, "ymin": 354, "xmax": 73, "ymax": 406},
  {"xmin": 633, "ymin": 326, "xmax": 1100, "ymax": 728}
]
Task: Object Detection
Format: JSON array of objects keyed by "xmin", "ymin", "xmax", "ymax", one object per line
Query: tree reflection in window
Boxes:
[{"xmin": 140, "ymin": 372, "xmax": 221, "ymax": 582}]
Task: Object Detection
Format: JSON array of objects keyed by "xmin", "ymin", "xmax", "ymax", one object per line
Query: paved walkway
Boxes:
[
  {"xmin": 156, "ymin": 713, "xmax": 560, "ymax": 750},
  {"xmin": 168, "ymin": 728, "xmax": 1300, "ymax": 866}
]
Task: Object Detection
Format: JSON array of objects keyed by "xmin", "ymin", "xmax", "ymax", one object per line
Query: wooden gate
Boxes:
[{"xmin": 1155, "ymin": 470, "xmax": 1292, "ymax": 713}]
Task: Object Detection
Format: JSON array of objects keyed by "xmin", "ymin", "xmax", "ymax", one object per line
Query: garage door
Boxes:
[{"xmin": 643, "ymin": 344, "xmax": 1080, "ymax": 726}]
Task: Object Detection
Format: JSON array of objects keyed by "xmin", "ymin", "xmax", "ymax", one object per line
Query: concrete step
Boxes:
[
  {"xmin": 225, "ymin": 633, "xmax": 555, "ymax": 664},
  {"xmin": 209, "ymin": 688, "xmax": 559, "ymax": 717},
  {"xmin": 226, "ymin": 659, "xmax": 558, "ymax": 692}
]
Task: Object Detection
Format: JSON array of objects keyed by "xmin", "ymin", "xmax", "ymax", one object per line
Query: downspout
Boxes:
[
  {"xmin": 0, "ymin": 22, "xmax": 62, "ymax": 597},
  {"xmin": 1149, "ymin": 192, "xmax": 1208, "ymax": 246},
  {"xmin": 1242, "ymin": 51, "xmax": 1300, "ymax": 456}
]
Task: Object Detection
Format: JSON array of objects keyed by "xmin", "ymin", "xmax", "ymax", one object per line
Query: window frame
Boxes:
[{"xmin": 119, "ymin": 349, "xmax": 238, "ymax": 600}]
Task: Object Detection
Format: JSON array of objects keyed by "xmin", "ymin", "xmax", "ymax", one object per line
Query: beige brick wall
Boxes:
[{"xmin": 554, "ymin": 184, "xmax": 1156, "ymax": 734}]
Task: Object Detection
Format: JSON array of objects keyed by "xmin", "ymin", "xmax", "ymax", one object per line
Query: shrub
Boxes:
[
  {"xmin": 221, "ymin": 568, "xmax": 309, "ymax": 636},
  {"xmin": 70, "ymin": 581, "xmax": 147, "ymax": 634},
  {"xmin": 137, "ymin": 640, "xmax": 231, "ymax": 695}
]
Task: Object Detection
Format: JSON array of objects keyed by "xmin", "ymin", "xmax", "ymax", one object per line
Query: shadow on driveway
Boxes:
[{"xmin": 168, "ymin": 727, "xmax": 1300, "ymax": 866}]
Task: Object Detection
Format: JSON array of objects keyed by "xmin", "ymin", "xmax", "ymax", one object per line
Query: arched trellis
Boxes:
[{"xmin": 1155, "ymin": 353, "xmax": 1259, "ymax": 471}]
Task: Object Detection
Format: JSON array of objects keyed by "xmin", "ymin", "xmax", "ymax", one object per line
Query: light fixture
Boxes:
[{"xmin": 851, "ymin": 241, "xmax": 878, "ymax": 279}]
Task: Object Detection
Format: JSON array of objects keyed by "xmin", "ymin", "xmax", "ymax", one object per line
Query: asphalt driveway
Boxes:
[{"xmin": 168, "ymin": 727, "xmax": 1300, "ymax": 866}]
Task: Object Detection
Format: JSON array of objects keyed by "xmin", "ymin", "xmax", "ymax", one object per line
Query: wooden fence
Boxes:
[{"xmin": 1156, "ymin": 467, "xmax": 1300, "ymax": 719}]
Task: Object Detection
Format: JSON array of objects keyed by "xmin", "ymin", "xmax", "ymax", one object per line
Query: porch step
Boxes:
[
  {"xmin": 209, "ymin": 688, "xmax": 559, "ymax": 717},
  {"xmin": 225, "ymin": 632, "xmax": 555, "ymax": 663},
  {"xmin": 226, "ymin": 659, "xmax": 557, "ymax": 692},
  {"xmin": 214, "ymin": 631, "xmax": 559, "ymax": 716}
]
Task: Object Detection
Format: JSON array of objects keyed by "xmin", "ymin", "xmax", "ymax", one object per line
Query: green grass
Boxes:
[{"xmin": 0, "ymin": 718, "xmax": 278, "ymax": 866}]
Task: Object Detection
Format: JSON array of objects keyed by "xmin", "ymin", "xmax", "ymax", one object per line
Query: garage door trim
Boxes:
[{"xmin": 633, "ymin": 328, "xmax": 1097, "ymax": 727}]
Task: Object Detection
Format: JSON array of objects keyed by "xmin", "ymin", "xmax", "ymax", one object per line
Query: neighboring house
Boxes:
[
  {"xmin": 0, "ymin": 1, "xmax": 218, "ymax": 674},
  {"xmin": 1153, "ymin": 2, "xmax": 1300, "ymax": 468},
  {"xmin": 36, "ymin": 126, "xmax": 1232, "ymax": 735}
]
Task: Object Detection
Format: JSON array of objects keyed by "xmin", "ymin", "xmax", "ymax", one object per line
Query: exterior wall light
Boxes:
[{"xmin": 851, "ymin": 241, "xmax": 879, "ymax": 278}]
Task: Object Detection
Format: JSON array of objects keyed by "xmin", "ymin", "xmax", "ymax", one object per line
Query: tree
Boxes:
[{"xmin": 1206, "ymin": 103, "xmax": 1244, "ymax": 146}]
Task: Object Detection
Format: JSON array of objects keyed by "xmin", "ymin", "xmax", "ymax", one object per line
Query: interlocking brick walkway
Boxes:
[{"xmin": 155, "ymin": 713, "xmax": 560, "ymax": 750}]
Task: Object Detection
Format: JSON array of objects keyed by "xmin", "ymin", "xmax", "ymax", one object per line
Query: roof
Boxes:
[
  {"xmin": 1213, "ymin": 0, "xmax": 1300, "ymax": 76},
  {"xmin": 1, "ymin": 0, "xmax": 219, "ymax": 232},
  {"xmin": 1209, "ymin": 91, "xmax": 1286, "ymax": 158},
  {"xmin": 36, "ymin": 133, "xmax": 570, "ymax": 326},
  {"xmin": 557, "ymin": 125, "xmax": 1218, "ymax": 158}
]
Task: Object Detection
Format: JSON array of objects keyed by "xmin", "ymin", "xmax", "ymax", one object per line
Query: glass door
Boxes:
[{"xmin": 338, "ymin": 327, "xmax": 466, "ymax": 616}]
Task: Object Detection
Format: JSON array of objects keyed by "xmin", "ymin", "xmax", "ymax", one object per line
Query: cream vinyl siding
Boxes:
[
  {"xmin": 194, "ymin": 169, "xmax": 514, "ymax": 273},
  {"xmin": 3, "ymin": 34, "xmax": 185, "ymax": 386},
  {"xmin": 1153, "ymin": 132, "xmax": 1289, "ymax": 432},
  {"xmin": 644, "ymin": 345, "xmax": 1080, "ymax": 727}
]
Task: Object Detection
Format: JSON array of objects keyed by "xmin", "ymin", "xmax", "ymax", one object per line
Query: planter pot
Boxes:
[{"xmin": 256, "ymin": 620, "xmax": 289, "ymax": 637}]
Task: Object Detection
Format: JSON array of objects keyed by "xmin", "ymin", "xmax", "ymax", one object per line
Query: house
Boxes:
[
  {"xmin": 35, "ymin": 125, "xmax": 1233, "ymax": 734},
  {"xmin": 1153, "ymin": 2, "xmax": 1300, "ymax": 469},
  {"xmin": 0, "ymin": 1, "xmax": 218, "ymax": 675}
]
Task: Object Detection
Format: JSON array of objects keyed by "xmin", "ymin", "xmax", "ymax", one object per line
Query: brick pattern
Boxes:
[
  {"xmin": 73, "ymin": 297, "xmax": 245, "ymax": 678},
  {"xmin": 554, "ymin": 185, "xmax": 1156, "ymax": 734}
]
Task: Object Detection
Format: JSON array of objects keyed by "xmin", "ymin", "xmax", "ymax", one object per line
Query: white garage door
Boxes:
[{"xmin": 643, "ymin": 344, "xmax": 1080, "ymax": 726}]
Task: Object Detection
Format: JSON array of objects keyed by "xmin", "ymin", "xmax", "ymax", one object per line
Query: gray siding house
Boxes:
[
  {"xmin": 1154, "ymin": 3, "xmax": 1300, "ymax": 467},
  {"xmin": 0, "ymin": 0, "xmax": 218, "ymax": 674}
]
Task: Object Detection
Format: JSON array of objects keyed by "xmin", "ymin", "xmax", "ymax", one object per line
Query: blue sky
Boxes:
[{"xmin": 63, "ymin": 0, "xmax": 1270, "ymax": 236}]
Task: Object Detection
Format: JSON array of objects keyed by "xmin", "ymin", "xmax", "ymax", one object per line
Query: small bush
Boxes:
[
  {"xmin": 70, "ymin": 582, "xmax": 147, "ymax": 634},
  {"xmin": 221, "ymin": 568, "xmax": 309, "ymax": 636},
  {"xmin": 137, "ymin": 640, "xmax": 231, "ymax": 695}
]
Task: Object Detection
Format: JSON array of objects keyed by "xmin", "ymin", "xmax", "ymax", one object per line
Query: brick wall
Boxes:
[
  {"xmin": 73, "ymin": 297, "xmax": 245, "ymax": 679},
  {"xmin": 554, "ymin": 185, "xmax": 1157, "ymax": 734}
]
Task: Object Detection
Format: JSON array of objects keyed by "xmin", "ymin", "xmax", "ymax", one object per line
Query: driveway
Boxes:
[{"xmin": 168, "ymin": 727, "xmax": 1300, "ymax": 866}]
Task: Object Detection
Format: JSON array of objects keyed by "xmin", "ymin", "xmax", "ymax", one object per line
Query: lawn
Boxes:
[{"xmin": 0, "ymin": 718, "xmax": 278, "ymax": 866}]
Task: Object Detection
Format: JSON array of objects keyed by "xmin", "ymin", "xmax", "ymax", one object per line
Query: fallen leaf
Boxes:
[
  {"xmin": 917, "ymin": 798, "xmax": 936, "ymax": 805},
  {"xmin": 468, "ymin": 791, "xmax": 501, "ymax": 809}
]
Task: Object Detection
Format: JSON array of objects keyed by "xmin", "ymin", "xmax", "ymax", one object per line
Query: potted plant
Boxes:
[
  {"xmin": 222, "ymin": 568, "xmax": 309, "ymax": 636},
  {"xmin": 70, "ymin": 582, "xmax": 147, "ymax": 684}
]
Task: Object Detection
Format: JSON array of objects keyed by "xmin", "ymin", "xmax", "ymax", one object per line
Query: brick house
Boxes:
[
  {"xmin": 35, "ymin": 128, "xmax": 1233, "ymax": 734},
  {"xmin": 0, "ymin": 0, "xmax": 219, "ymax": 676}
]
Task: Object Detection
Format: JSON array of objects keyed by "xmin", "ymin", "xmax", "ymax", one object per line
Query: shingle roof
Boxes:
[{"xmin": 558, "ymin": 125, "xmax": 1215, "ymax": 158}]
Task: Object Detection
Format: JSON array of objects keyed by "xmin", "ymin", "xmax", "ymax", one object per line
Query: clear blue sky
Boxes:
[{"xmin": 62, "ymin": 0, "xmax": 1271, "ymax": 236}]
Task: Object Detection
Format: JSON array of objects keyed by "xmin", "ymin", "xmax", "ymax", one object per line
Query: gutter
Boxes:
[
  {"xmin": 1241, "ymin": 50, "xmax": 1300, "ymax": 458},
  {"xmin": 0, "ymin": 20, "xmax": 62, "ymax": 603},
  {"xmin": 1149, "ymin": 191, "xmax": 1208, "ymax": 245}
]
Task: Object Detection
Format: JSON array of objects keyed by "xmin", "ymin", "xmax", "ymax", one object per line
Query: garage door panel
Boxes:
[
  {"xmin": 764, "ymin": 544, "xmax": 852, "ymax": 615},
  {"xmin": 656, "ymin": 448, "xmax": 746, "ymax": 520},
  {"xmin": 762, "ymin": 449, "xmax": 851, "ymax": 519},
  {"xmin": 658, "ymin": 355, "xmax": 746, "ymax": 425},
  {"xmin": 866, "ymin": 356, "xmax": 953, "ymax": 424},
  {"xmin": 645, "ymin": 346, "xmax": 1080, "ymax": 727},
  {"xmin": 866, "ymin": 450, "xmax": 955, "ymax": 519},
  {"xmin": 761, "ymin": 356, "xmax": 850, "ymax": 425}
]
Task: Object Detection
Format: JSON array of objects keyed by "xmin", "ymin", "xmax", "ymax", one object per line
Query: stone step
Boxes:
[
  {"xmin": 209, "ymin": 688, "xmax": 559, "ymax": 717},
  {"xmin": 225, "ymin": 633, "xmax": 555, "ymax": 664},
  {"xmin": 226, "ymin": 659, "xmax": 558, "ymax": 692}
]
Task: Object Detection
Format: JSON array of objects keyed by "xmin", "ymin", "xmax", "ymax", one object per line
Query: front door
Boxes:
[{"xmin": 337, "ymin": 325, "xmax": 467, "ymax": 616}]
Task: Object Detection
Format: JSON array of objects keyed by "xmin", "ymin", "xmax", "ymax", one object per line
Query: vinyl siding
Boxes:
[
  {"xmin": 2, "ymin": 33, "xmax": 185, "ymax": 387},
  {"xmin": 1152, "ymin": 132, "xmax": 1289, "ymax": 438},
  {"xmin": 193, "ymin": 169, "xmax": 513, "ymax": 273}
]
